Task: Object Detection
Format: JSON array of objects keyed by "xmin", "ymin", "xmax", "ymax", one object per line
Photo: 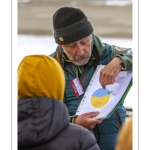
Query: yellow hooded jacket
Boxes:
[
  {"xmin": 18, "ymin": 55, "xmax": 65, "ymax": 101},
  {"xmin": 18, "ymin": 55, "xmax": 101, "ymax": 150}
]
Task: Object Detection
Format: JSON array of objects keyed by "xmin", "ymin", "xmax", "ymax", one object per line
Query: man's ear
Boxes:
[{"xmin": 58, "ymin": 45, "xmax": 63, "ymax": 49}]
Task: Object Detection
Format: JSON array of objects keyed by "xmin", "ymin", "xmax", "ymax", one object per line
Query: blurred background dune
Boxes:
[{"xmin": 18, "ymin": 0, "xmax": 132, "ymax": 38}]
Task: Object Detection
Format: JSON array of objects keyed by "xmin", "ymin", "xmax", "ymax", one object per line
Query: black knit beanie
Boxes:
[{"xmin": 53, "ymin": 7, "xmax": 93, "ymax": 45}]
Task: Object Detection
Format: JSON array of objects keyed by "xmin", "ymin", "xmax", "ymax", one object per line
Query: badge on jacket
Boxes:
[{"xmin": 70, "ymin": 78, "xmax": 84, "ymax": 97}]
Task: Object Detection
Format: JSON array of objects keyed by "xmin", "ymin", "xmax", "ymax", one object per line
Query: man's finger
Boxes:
[{"xmin": 85, "ymin": 111, "xmax": 100, "ymax": 117}]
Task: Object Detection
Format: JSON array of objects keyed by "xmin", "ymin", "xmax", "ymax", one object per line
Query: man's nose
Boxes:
[{"xmin": 76, "ymin": 43, "xmax": 84, "ymax": 56}]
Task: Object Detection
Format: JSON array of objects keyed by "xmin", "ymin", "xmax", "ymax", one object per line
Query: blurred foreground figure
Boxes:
[
  {"xmin": 18, "ymin": 55, "xmax": 100, "ymax": 150},
  {"xmin": 50, "ymin": 6, "xmax": 132, "ymax": 150},
  {"xmin": 115, "ymin": 116, "xmax": 132, "ymax": 150}
]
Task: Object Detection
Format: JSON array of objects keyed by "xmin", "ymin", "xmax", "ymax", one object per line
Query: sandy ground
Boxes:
[{"xmin": 18, "ymin": 0, "xmax": 132, "ymax": 38}]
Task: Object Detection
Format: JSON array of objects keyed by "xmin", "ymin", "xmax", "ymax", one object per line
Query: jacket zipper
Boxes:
[{"xmin": 64, "ymin": 66, "xmax": 89, "ymax": 87}]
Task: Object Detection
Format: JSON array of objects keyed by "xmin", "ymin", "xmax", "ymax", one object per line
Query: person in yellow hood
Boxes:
[{"xmin": 18, "ymin": 55, "xmax": 100, "ymax": 150}]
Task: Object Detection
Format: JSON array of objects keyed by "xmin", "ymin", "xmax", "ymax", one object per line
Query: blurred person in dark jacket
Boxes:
[{"xmin": 18, "ymin": 55, "xmax": 100, "ymax": 150}]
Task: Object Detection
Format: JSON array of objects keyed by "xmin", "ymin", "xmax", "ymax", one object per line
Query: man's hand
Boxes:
[
  {"xmin": 74, "ymin": 111, "xmax": 103, "ymax": 129},
  {"xmin": 100, "ymin": 57, "xmax": 123, "ymax": 89}
]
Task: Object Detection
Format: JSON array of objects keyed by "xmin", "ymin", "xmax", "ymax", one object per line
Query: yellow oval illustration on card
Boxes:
[{"xmin": 91, "ymin": 88, "xmax": 110, "ymax": 108}]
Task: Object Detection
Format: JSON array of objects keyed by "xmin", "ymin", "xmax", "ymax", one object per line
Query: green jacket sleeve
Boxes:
[{"xmin": 111, "ymin": 45, "xmax": 132, "ymax": 71}]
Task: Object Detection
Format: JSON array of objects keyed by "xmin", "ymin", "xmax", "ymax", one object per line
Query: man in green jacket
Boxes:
[{"xmin": 50, "ymin": 6, "xmax": 132, "ymax": 150}]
